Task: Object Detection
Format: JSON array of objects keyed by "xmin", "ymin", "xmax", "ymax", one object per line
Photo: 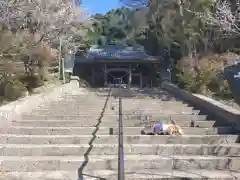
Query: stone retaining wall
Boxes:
[
  {"xmin": 161, "ymin": 81, "xmax": 240, "ymax": 130},
  {"xmin": 0, "ymin": 76, "xmax": 86, "ymax": 126}
]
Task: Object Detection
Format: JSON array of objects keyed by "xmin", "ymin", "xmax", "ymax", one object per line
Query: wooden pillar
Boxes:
[
  {"xmin": 150, "ymin": 63, "xmax": 154, "ymax": 88},
  {"xmin": 91, "ymin": 67, "xmax": 95, "ymax": 86},
  {"xmin": 128, "ymin": 64, "xmax": 132, "ymax": 88},
  {"xmin": 140, "ymin": 72, "xmax": 143, "ymax": 88},
  {"xmin": 104, "ymin": 64, "xmax": 107, "ymax": 86}
]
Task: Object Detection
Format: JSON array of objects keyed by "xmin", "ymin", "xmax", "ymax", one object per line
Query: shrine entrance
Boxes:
[
  {"xmin": 73, "ymin": 45, "xmax": 162, "ymax": 87},
  {"xmin": 107, "ymin": 69, "xmax": 129, "ymax": 85}
]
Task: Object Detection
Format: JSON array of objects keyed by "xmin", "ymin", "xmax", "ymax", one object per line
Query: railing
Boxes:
[{"xmin": 116, "ymin": 78, "xmax": 125, "ymax": 180}]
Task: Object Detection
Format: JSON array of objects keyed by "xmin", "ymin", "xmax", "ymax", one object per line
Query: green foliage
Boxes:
[
  {"xmin": 177, "ymin": 66, "xmax": 233, "ymax": 100},
  {"xmin": 209, "ymin": 79, "xmax": 233, "ymax": 100},
  {"xmin": 87, "ymin": 1, "xmax": 237, "ymax": 102},
  {"xmin": 177, "ymin": 70, "xmax": 214, "ymax": 93},
  {"xmin": 19, "ymin": 75, "xmax": 44, "ymax": 92},
  {"xmin": 38, "ymin": 69, "xmax": 49, "ymax": 82},
  {"xmin": 64, "ymin": 72, "xmax": 71, "ymax": 83},
  {"xmin": 88, "ymin": 8, "xmax": 138, "ymax": 46},
  {"xmin": 216, "ymin": 88, "xmax": 233, "ymax": 100},
  {"xmin": 0, "ymin": 77, "xmax": 27, "ymax": 101},
  {"xmin": 5, "ymin": 79, "xmax": 26, "ymax": 100}
]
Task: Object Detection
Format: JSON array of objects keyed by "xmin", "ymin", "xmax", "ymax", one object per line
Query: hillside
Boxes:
[
  {"xmin": 87, "ymin": 4, "xmax": 240, "ymax": 107},
  {"xmin": 88, "ymin": 8, "xmax": 133, "ymax": 45}
]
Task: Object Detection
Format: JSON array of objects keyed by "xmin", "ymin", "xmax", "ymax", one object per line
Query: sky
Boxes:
[{"xmin": 81, "ymin": 0, "xmax": 121, "ymax": 15}]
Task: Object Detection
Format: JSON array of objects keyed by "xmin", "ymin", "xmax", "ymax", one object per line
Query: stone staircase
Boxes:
[{"xmin": 0, "ymin": 87, "xmax": 240, "ymax": 179}]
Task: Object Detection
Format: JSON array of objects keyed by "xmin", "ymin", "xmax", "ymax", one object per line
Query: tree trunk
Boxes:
[
  {"xmin": 230, "ymin": 0, "xmax": 237, "ymax": 12},
  {"xmin": 177, "ymin": 0, "xmax": 186, "ymax": 57},
  {"xmin": 202, "ymin": 37, "xmax": 209, "ymax": 53}
]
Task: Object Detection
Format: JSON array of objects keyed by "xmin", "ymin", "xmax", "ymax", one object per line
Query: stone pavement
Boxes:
[{"xmin": 0, "ymin": 86, "xmax": 240, "ymax": 179}]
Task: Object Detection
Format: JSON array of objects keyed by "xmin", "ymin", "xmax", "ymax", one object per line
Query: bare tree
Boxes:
[
  {"xmin": 0, "ymin": 0, "xmax": 90, "ymax": 80},
  {"xmin": 196, "ymin": 0, "xmax": 240, "ymax": 35},
  {"xmin": 0, "ymin": 0, "xmax": 89, "ymax": 50}
]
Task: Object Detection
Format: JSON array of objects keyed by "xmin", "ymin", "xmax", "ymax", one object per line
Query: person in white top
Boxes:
[{"xmin": 141, "ymin": 121, "xmax": 184, "ymax": 135}]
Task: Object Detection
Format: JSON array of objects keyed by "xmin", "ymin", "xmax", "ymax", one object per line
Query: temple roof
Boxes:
[{"xmin": 75, "ymin": 45, "xmax": 161, "ymax": 63}]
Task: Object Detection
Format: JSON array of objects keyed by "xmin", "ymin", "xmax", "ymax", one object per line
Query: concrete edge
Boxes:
[
  {"xmin": 0, "ymin": 78, "xmax": 86, "ymax": 125},
  {"xmin": 161, "ymin": 81, "xmax": 240, "ymax": 127},
  {"xmin": 70, "ymin": 76, "xmax": 80, "ymax": 87}
]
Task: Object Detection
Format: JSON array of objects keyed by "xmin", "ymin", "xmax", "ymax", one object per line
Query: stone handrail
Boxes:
[{"xmin": 161, "ymin": 81, "xmax": 240, "ymax": 128}]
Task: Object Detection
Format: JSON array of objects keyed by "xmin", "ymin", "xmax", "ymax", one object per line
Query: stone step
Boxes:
[
  {"xmin": 120, "ymin": 104, "xmax": 192, "ymax": 108},
  {"xmin": 119, "ymin": 120, "xmax": 215, "ymax": 127},
  {"xmin": 25, "ymin": 111, "xmax": 198, "ymax": 117},
  {"xmin": 50, "ymin": 100, "xmax": 184, "ymax": 103},
  {"xmin": 113, "ymin": 100, "xmax": 185, "ymax": 103},
  {"xmin": 24, "ymin": 112, "xmax": 110, "ymax": 117},
  {"xmin": 139, "ymin": 120, "xmax": 216, "ymax": 128},
  {"xmin": 31, "ymin": 103, "xmax": 191, "ymax": 108},
  {"xmin": 117, "ymin": 127, "xmax": 234, "ymax": 135},
  {"xmin": 38, "ymin": 102, "xmax": 113, "ymax": 106},
  {"xmin": 47, "ymin": 98, "xmax": 109, "ymax": 101},
  {"xmin": 36, "ymin": 99, "xmax": 109, "ymax": 103},
  {"xmin": 43, "ymin": 103, "xmax": 109, "ymax": 107},
  {"xmin": 0, "ymin": 169, "xmax": 239, "ymax": 180},
  {"xmin": 1, "ymin": 126, "xmax": 234, "ymax": 135},
  {"xmin": 19, "ymin": 114, "xmax": 207, "ymax": 121},
  {"xmin": 30, "ymin": 108, "xmax": 196, "ymax": 115},
  {"xmin": 11, "ymin": 120, "xmax": 105, "ymax": 127},
  {"xmin": 122, "ymin": 109, "xmax": 198, "ymax": 113},
  {"xmin": 121, "ymin": 104, "xmax": 191, "ymax": 108},
  {"xmin": 0, "ymin": 134, "xmax": 237, "ymax": 144},
  {"xmin": 36, "ymin": 104, "xmax": 113, "ymax": 108},
  {"xmin": 11, "ymin": 120, "xmax": 216, "ymax": 127},
  {"xmin": 124, "ymin": 114, "xmax": 208, "ymax": 121},
  {"xmin": 36, "ymin": 104, "xmax": 109, "ymax": 108},
  {"xmin": 37, "ymin": 104, "xmax": 111, "ymax": 107},
  {"xmin": 81, "ymin": 169, "xmax": 240, "ymax": 180},
  {"xmin": 1, "ymin": 144, "xmax": 240, "ymax": 156},
  {"xmin": 21, "ymin": 114, "xmax": 118, "ymax": 119},
  {"xmin": 123, "ymin": 110, "xmax": 199, "ymax": 115},
  {"xmin": 0, "ymin": 155, "xmax": 239, "ymax": 172},
  {"xmin": 33, "ymin": 106, "xmax": 108, "ymax": 109},
  {"xmin": 19, "ymin": 113, "xmax": 205, "ymax": 120},
  {"xmin": 20, "ymin": 114, "xmax": 115, "ymax": 120}
]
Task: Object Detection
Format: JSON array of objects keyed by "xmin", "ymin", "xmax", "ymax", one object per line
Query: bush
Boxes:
[
  {"xmin": 19, "ymin": 75, "xmax": 44, "ymax": 92},
  {"xmin": 64, "ymin": 72, "xmax": 71, "ymax": 83},
  {"xmin": 4, "ymin": 79, "xmax": 27, "ymax": 101},
  {"xmin": 176, "ymin": 53, "xmax": 235, "ymax": 98},
  {"xmin": 177, "ymin": 70, "xmax": 214, "ymax": 94},
  {"xmin": 216, "ymin": 88, "xmax": 233, "ymax": 99},
  {"xmin": 38, "ymin": 68, "xmax": 49, "ymax": 82},
  {"xmin": 213, "ymin": 80, "xmax": 233, "ymax": 100}
]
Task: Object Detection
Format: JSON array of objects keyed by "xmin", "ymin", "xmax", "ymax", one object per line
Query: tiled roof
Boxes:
[{"xmin": 75, "ymin": 45, "xmax": 160, "ymax": 62}]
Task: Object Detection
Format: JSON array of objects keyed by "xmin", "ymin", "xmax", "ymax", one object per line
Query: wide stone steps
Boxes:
[
  {"xmin": 11, "ymin": 119, "xmax": 217, "ymax": 127},
  {"xmin": 47, "ymin": 100, "xmax": 185, "ymax": 104},
  {"xmin": 19, "ymin": 114, "xmax": 207, "ymax": 121},
  {"xmin": 140, "ymin": 120, "xmax": 216, "ymax": 127},
  {"xmin": 1, "ymin": 170, "xmax": 239, "ymax": 180},
  {"xmin": 34, "ymin": 104, "xmax": 189, "ymax": 111},
  {"xmin": 0, "ymin": 134, "xmax": 237, "ymax": 144},
  {"xmin": 0, "ymin": 126, "xmax": 235, "ymax": 135},
  {"xmin": 23, "ymin": 111, "xmax": 198, "ymax": 117},
  {"xmin": 1, "ymin": 87, "xmax": 239, "ymax": 179},
  {"xmin": 107, "ymin": 88, "xmax": 240, "ymax": 179},
  {"xmin": 1, "ymin": 144, "xmax": 240, "ymax": 156},
  {"xmin": 28, "ymin": 108, "xmax": 197, "ymax": 115},
  {"xmin": 0, "ymin": 155, "xmax": 239, "ymax": 172}
]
